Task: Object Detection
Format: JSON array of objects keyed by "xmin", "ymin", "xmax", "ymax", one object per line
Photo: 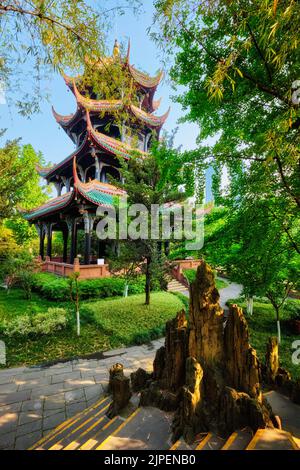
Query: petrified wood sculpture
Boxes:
[
  {"xmin": 107, "ymin": 363, "xmax": 132, "ymax": 418},
  {"xmin": 138, "ymin": 261, "xmax": 277, "ymax": 442}
]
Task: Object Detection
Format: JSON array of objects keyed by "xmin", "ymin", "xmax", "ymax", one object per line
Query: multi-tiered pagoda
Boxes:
[{"xmin": 24, "ymin": 41, "xmax": 169, "ymax": 277}]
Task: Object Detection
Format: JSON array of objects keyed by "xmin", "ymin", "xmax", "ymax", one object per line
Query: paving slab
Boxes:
[
  {"xmin": 21, "ymin": 399, "xmax": 43, "ymax": 412},
  {"xmin": 0, "ymin": 390, "xmax": 31, "ymax": 406},
  {"xmin": 0, "ymin": 430, "xmax": 16, "ymax": 450},
  {"xmin": 0, "ymin": 338, "xmax": 161, "ymax": 449},
  {"xmin": 19, "ymin": 410, "xmax": 43, "ymax": 426},
  {"xmin": 0, "ymin": 411, "xmax": 19, "ymax": 435},
  {"xmin": 65, "ymin": 388, "xmax": 85, "ymax": 403},
  {"xmin": 43, "ymin": 411, "xmax": 66, "ymax": 432},
  {"xmin": 15, "ymin": 430, "xmax": 42, "ymax": 450},
  {"xmin": 16, "ymin": 419, "xmax": 42, "ymax": 437}
]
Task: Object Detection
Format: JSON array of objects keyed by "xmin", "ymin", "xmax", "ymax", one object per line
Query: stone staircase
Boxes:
[
  {"xmin": 30, "ymin": 397, "xmax": 299, "ymax": 451},
  {"xmin": 167, "ymin": 278, "xmax": 188, "ymax": 294}
]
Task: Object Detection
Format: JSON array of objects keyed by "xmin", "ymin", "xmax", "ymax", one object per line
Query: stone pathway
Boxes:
[
  {"xmin": 0, "ymin": 339, "xmax": 163, "ymax": 450},
  {"xmin": 0, "ymin": 278, "xmax": 243, "ymax": 450},
  {"xmin": 218, "ymin": 278, "xmax": 243, "ymax": 309}
]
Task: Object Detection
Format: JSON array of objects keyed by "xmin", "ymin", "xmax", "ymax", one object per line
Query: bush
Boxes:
[
  {"xmin": 3, "ymin": 307, "xmax": 67, "ymax": 337},
  {"xmin": 284, "ymin": 299, "xmax": 300, "ymax": 320},
  {"xmin": 183, "ymin": 268, "xmax": 197, "ymax": 284},
  {"xmin": 32, "ymin": 273, "xmax": 157, "ymax": 301}
]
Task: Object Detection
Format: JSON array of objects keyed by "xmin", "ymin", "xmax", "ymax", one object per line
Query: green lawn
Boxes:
[
  {"xmin": 227, "ymin": 298, "xmax": 300, "ymax": 380},
  {"xmin": 81, "ymin": 292, "xmax": 185, "ymax": 347},
  {"xmin": 0, "ymin": 289, "xmax": 184, "ymax": 368},
  {"xmin": 183, "ymin": 268, "xmax": 229, "ymax": 291}
]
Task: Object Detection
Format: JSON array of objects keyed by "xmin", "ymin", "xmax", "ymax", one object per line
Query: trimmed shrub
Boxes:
[
  {"xmin": 3, "ymin": 307, "xmax": 67, "ymax": 337},
  {"xmin": 32, "ymin": 273, "xmax": 157, "ymax": 301}
]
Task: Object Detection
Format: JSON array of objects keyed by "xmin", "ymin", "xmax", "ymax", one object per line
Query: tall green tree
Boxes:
[
  {"xmin": 0, "ymin": 0, "xmax": 141, "ymax": 114},
  {"xmin": 0, "ymin": 140, "xmax": 49, "ymax": 248},
  {"xmin": 112, "ymin": 139, "xmax": 190, "ymax": 305},
  {"xmin": 153, "ymin": 0, "xmax": 300, "ymax": 217}
]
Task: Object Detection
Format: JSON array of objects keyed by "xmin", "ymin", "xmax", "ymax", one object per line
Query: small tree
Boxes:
[
  {"xmin": 111, "ymin": 139, "xmax": 189, "ymax": 305},
  {"xmin": 0, "ymin": 252, "xmax": 39, "ymax": 299},
  {"xmin": 68, "ymin": 272, "xmax": 80, "ymax": 336},
  {"xmin": 108, "ymin": 242, "xmax": 143, "ymax": 297}
]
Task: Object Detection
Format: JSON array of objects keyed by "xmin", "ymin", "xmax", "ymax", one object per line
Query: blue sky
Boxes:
[{"xmin": 0, "ymin": 2, "xmax": 199, "ymax": 165}]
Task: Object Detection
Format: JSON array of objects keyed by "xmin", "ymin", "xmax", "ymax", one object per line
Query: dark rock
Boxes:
[
  {"xmin": 131, "ymin": 368, "xmax": 152, "ymax": 392},
  {"xmin": 107, "ymin": 363, "xmax": 131, "ymax": 418}
]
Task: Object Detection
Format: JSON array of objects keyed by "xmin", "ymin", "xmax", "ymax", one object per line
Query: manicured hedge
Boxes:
[{"xmin": 32, "ymin": 273, "xmax": 151, "ymax": 301}]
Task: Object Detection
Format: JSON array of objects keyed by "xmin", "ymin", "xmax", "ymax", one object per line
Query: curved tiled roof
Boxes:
[
  {"xmin": 130, "ymin": 105, "xmax": 170, "ymax": 128},
  {"xmin": 24, "ymin": 191, "xmax": 75, "ymax": 221},
  {"xmin": 36, "ymin": 133, "xmax": 89, "ymax": 179},
  {"xmin": 90, "ymin": 127, "xmax": 146, "ymax": 160},
  {"xmin": 128, "ymin": 65, "xmax": 164, "ymax": 89},
  {"xmin": 24, "ymin": 178, "xmax": 126, "ymax": 221},
  {"xmin": 76, "ymin": 179, "xmax": 126, "ymax": 208},
  {"xmin": 73, "ymin": 82, "xmax": 123, "ymax": 112},
  {"xmin": 52, "ymin": 106, "xmax": 82, "ymax": 128},
  {"xmin": 36, "ymin": 164, "xmax": 55, "ymax": 178}
]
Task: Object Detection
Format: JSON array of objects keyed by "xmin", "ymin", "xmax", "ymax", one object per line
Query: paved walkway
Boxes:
[
  {"xmin": 218, "ymin": 278, "xmax": 243, "ymax": 309},
  {"xmin": 0, "ymin": 339, "xmax": 163, "ymax": 450},
  {"xmin": 170, "ymin": 277, "xmax": 243, "ymax": 309},
  {"xmin": 0, "ymin": 278, "xmax": 243, "ymax": 450}
]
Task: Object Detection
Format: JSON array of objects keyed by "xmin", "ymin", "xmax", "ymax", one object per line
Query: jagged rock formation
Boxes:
[
  {"xmin": 131, "ymin": 368, "xmax": 152, "ymax": 392},
  {"xmin": 107, "ymin": 363, "xmax": 131, "ymax": 418},
  {"xmin": 138, "ymin": 261, "xmax": 277, "ymax": 442}
]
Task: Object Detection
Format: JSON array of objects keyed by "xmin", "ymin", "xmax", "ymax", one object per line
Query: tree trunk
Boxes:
[
  {"xmin": 247, "ymin": 297, "xmax": 254, "ymax": 315},
  {"xmin": 123, "ymin": 283, "xmax": 129, "ymax": 297},
  {"xmin": 145, "ymin": 256, "xmax": 151, "ymax": 305},
  {"xmin": 76, "ymin": 309, "xmax": 80, "ymax": 336},
  {"xmin": 274, "ymin": 307, "xmax": 281, "ymax": 344}
]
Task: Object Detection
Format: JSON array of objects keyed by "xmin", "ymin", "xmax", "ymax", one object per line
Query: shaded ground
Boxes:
[{"xmin": 0, "ymin": 339, "xmax": 162, "ymax": 450}]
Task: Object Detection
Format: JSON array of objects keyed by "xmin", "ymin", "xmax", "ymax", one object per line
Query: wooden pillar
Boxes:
[
  {"xmin": 70, "ymin": 220, "xmax": 77, "ymax": 265},
  {"xmin": 164, "ymin": 241, "xmax": 170, "ymax": 257},
  {"xmin": 83, "ymin": 212, "xmax": 94, "ymax": 265},
  {"xmin": 39, "ymin": 230, "xmax": 45, "ymax": 260},
  {"xmin": 62, "ymin": 228, "xmax": 68, "ymax": 263},
  {"xmin": 46, "ymin": 223, "xmax": 53, "ymax": 259},
  {"xmin": 98, "ymin": 240, "xmax": 106, "ymax": 259}
]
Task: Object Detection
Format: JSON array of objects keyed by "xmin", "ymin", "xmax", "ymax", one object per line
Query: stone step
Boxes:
[
  {"xmin": 246, "ymin": 428, "xmax": 299, "ymax": 451},
  {"xmin": 195, "ymin": 432, "xmax": 226, "ymax": 450},
  {"xmin": 67, "ymin": 416, "xmax": 124, "ymax": 450},
  {"xmin": 97, "ymin": 407, "xmax": 173, "ymax": 450},
  {"xmin": 221, "ymin": 428, "xmax": 253, "ymax": 450},
  {"xmin": 30, "ymin": 396, "xmax": 111, "ymax": 450},
  {"xmin": 167, "ymin": 280, "xmax": 187, "ymax": 292}
]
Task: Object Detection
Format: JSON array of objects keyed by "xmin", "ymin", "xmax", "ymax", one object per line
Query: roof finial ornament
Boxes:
[{"xmin": 113, "ymin": 39, "xmax": 120, "ymax": 58}]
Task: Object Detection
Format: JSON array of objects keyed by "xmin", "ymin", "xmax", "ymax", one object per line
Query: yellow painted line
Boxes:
[
  {"xmin": 29, "ymin": 395, "xmax": 109, "ymax": 450},
  {"xmin": 221, "ymin": 432, "xmax": 238, "ymax": 450},
  {"xmin": 288, "ymin": 433, "xmax": 300, "ymax": 450},
  {"xmin": 195, "ymin": 433, "xmax": 212, "ymax": 450},
  {"xmin": 79, "ymin": 417, "xmax": 119, "ymax": 451},
  {"xmin": 63, "ymin": 415, "xmax": 107, "ymax": 450},
  {"xmin": 48, "ymin": 402, "xmax": 110, "ymax": 450},
  {"xmin": 246, "ymin": 429, "xmax": 263, "ymax": 450},
  {"xmin": 96, "ymin": 407, "xmax": 142, "ymax": 450},
  {"xmin": 170, "ymin": 440, "xmax": 181, "ymax": 450}
]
